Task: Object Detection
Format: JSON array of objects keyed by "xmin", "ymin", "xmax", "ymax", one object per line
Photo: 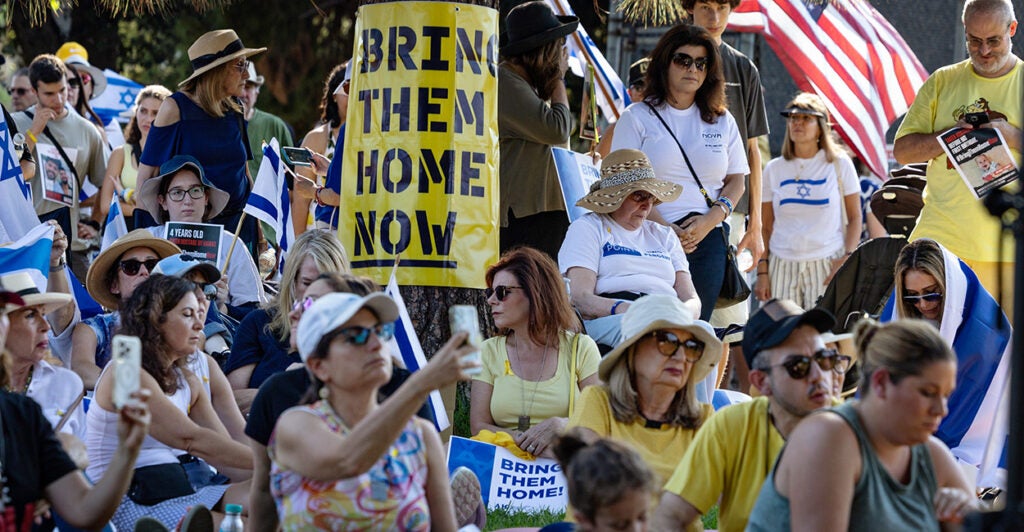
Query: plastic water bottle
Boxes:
[{"xmin": 219, "ymin": 504, "xmax": 244, "ymax": 532}]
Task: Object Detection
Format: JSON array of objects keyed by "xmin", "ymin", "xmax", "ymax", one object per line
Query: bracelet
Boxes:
[
  {"xmin": 314, "ymin": 186, "xmax": 325, "ymax": 207},
  {"xmin": 716, "ymin": 196, "xmax": 734, "ymax": 216},
  {"xmin": 26, "ymin": 130, "xmax": 37, "ymax": 144},
  {"xmin": 757, "ymin": 259, "xmax": 768, "ymax": 264},
  {"xmin": 50, "ymin": 259, "xmax": 65, "ymax": 272},
  {"xmin": 715, "ymin": 202, "xmax": 729, "ymax": 218},
  {"xmin": 610, "ymin": 300, "xmax": 625, "ymax": 315},
  {"xmin": 757, "ymin": 272, "xmax": 769, "ymax": 276}
]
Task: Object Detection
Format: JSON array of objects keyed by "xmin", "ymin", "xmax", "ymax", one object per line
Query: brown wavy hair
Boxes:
[
  {"xmin": 124, "ymin": 85, "xmax": 172, "ymax": 165},
  {"xmin": 503, "ymin": 37, "xmax": 566, "ymax": 101},
  {"xmin": 119, "ymin": 275, "xmax": 197, "ymax": 394},
  {"xmin": 644, "ymin": 23, "xmax": 726, "ymax": 124},
  {"xmin": 484, "ymin": 246, "xmax": 581, "ymax": 345},
  {"xmin": 894, "ymin": 239, "xmax": 947, "ymax": 322}
]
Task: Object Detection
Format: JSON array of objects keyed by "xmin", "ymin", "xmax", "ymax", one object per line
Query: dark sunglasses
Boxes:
[
  {"xmin": 9, "ymin": 88, "xmax": 31, "ymax": 95},
  {"xmin": 199, "ymin": 283, "xmax": 218, "ymax": 302},
  {"xmin": 337, "ymin": 322, "xmax": 396, "ymax": 346},
  {"xmin": 903, "ymin": 292, "xmax": 943, "ymax": 304},
  {"xmin": 648, "ymin": 331, "xmax": 704, "ymax": 363},
  {"xmin": 671, "ymin": 53, "xmax": 709, "ymax": 72},
  {"xmin": 485, "ymin": 285, "xmax": 522, "ymax": 301},
  {"xmin": 629, "ymin": 190, "xmax": 658, "ymax": 204},
  {"xmin": 119, "ymin": 258, "xmax": 159, "ymax": 276},
  {"xmin": 763, "ymin": 349, "xmax": 851, "ymax": 379},
  {"xmin": 629, "ymin": 80, "xmax": 646, "ymax": 92},
  {"xmin": 166, "ymin": 186, "xmax": 207, "ymax": 202},
  {"xmin": 68, "ymin": 79, "xmax": 82, "ymax": 89}
]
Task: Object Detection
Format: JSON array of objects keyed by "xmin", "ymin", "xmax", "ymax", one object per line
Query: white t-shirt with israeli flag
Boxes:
[{"xmin": 763, "ymin": 149, "xmax": 860, "ymax": 261}]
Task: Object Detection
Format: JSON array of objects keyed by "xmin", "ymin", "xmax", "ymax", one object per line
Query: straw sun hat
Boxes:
[
  {"xmin": 85, "ymin": 230, "xmax": 182, "ymax": 310},
  {"xmin": 179, "ymin": 29, "xmax": 266, "ymax": 87},
  {"xmin": 576, "ymin": 149, "xmax": 681, "ymax": 213},
  {"xmin": 0, "ymin": 272, "xmax": 73, "ymax": 315}
]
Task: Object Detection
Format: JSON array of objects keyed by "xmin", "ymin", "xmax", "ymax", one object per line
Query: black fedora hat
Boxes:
[{"xmin": 503, "ymin": 1, "xmax": 578, "ymax": 56}]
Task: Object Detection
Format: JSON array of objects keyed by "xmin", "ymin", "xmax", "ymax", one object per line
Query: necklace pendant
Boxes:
[{"xmin": 517, "ymin": 415, "xmax": 531, "ymax": 432}]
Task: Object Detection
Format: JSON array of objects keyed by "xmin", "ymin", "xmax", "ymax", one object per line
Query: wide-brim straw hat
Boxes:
[
  {"xmin": 136, "ymin": 155, "xmax": 229, "ymax": 224},
  {"xmin": 56, "ymin": 41, "xmax": 107, "ymax": 99},
  {"xmin": 502, "ymin": 1, "xmax": 578, "ymax": 56},
  {"xmin": 0, "ymin": 272, "xmax": 73, "ymax": 315},
  {"xmin": 599, "ymin": 294, "xmax": 722, "ymax": 383},
  {"xmin": 576, "ymin": 149, "xmax": 681, "ymax": 213},
  {"xmin": 86, "ymin": 230, "xmax": 181, "ymax": 310},
  {"xmin": 180, "ymin": 29, "xmax": 266, "ymax": 87}
]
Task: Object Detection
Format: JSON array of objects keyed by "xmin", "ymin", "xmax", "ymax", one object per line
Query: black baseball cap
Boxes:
[
  {"xmin": 742, "ymin": 299, "xmax": 835, "ymax": 366},
  {"xmin": 628, "ymin": 58, "xmax": 650, "ymax": 88}
]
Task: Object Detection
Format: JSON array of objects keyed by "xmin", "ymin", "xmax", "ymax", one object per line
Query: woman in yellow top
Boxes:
[
  {"xmin": 568, "ymin": 294, "xmax": 720, "ymax": 503},
  {"xmin": 470, "ymin": 247, "xmax": 600, "ymax": 458}
]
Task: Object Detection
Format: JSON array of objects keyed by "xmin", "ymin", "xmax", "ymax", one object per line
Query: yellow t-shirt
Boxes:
[
  {"xmin": 473, "ymin": 331, "xmax": 600, "ymax": 429},
  {"xmin": 896, "ymin": 58, "xmax": 1022, "ymax": 262},
  {"xmin": 663, "ymin": 396, "xmax": 784, "ymax": 532}
]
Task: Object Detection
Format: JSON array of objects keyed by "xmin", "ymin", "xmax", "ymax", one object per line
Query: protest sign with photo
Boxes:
[
  {"xmin": 164, "ymin": 222, "xmax": 222, "ymax": 264},
  {"xmin": 553, "ymin": 147, "xmax": 601, "ymax": 223},
  {"xmin": 447, "ymin": 436, "xmax": 568, "ymax": 513},
  {"xmin": 36, "ymin": 144, "xmax": 75, "ymax": 207},
  {"xmin": 937, "ymin": 126, "xmax": 1019, "ymax": 199}
]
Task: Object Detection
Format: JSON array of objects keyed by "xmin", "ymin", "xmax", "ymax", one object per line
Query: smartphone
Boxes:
[
  {"xmin": 282, "ymin": 147, "xmax": 313, "ymax": 167},
  {"xmin": 112, "ymin": 335, "xmax": 142, "ymax": 409},
  {"xmin": 448, "ymin": 305, "xmax": 483, "ymax": 375},
  {"xmin": 964, "ymin": 112, "xmax": 989, "ymax": 128}
]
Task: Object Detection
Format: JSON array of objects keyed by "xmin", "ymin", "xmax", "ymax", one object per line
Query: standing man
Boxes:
[
  {"xmin": 8, "ymin": 68, "xmax": 37, "ymax": 112},
  {"xmin": 240, "ymin": 62, "xmax": 294, "ymax": 178},
  {"xmin": 13, "ymin": 55, "xmax": 107, "ymax": 280},
  {"xmin": 686, "ymin": 0, "xmax": 770, "ymax": 388},
  {"xmin": 894, "ymin": 0, "xmax": 1021, "ymax": 315},
  {"xmin": 652, "ymin": 299, "xmax": 843, "ymax": 531}
]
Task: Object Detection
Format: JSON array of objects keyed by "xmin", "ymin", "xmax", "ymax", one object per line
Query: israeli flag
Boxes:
[
  {"xmin": 0, "ymin": 118, "xmax": 41, "ymax": 242},
  {"xmin": 91, "ymin": 69, "xmax": 143, "ymax": 126},
  {"xmin": 244, "ymin": 139, "xmax": 294, "ymax": 258},
  {"xmin": 0, "ymin": 223, "xmax": 54, "ymax": 290},
  {"xmin": 385, "ymin": 273, "xmax": 450, "ymax": 432},
  {"xmin": 100, "ymin": 194, "xmax": 128, "ymax": 251}
]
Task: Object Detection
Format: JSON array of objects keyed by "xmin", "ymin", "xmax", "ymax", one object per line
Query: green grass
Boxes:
[
  {"xmin": 484, "ymin": 506, "xmax": 566, "ymax": 531},
  {"xmin": 702, "ymin": 505, "xmax": 719, "ymax": 530}
]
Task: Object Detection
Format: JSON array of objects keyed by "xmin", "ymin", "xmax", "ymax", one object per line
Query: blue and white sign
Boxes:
[{"xmin": 447, "ymin": 436, "xmax": 568, "ymax": 513}]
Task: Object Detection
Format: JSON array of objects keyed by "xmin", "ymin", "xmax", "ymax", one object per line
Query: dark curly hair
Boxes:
[
  {"xmin": 319, "ymin": 62, "xmax": 348, "ymax": 128},
  {"xmin": 644, "ymin": 23, "xmax": 727, "ymax": 124},
  {"xmin": 119, "ymin": 275, "xmax": 197, "ymax": 394}
]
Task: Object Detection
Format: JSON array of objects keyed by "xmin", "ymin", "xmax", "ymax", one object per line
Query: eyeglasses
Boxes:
[
  {"xmin": 648, "ymin": 331, "xmax": 704, "ymax": 363},
  {"xmin": 671, "ymin": 53, "xmax": 708, "ymax": 72},
  {"xmin": 119, "ymin": 258, "xmax": 159, "ymax": 276},
  {"xmin": 485, "ymin": 285, "xmax": 523, "ymax": 301},
  {"xmin": 234, "ymin": 59, "xmax": 250, "ymax": 74},
  {"xmin": 9, "ymin": 88, "xmax": 31, "ymax": 95},
  {"xmin": 903, "ymin": 292, "xmax": 943, "ymax": 304},
  {"xmin": 292, "ymin": 295, "xmax": 317, "ymax": 313},
  {"xmin": 629, "ymin": 190, "xmax": 658, "ymax": 204},
  {"xmin": 337, "ymin": 322, "xmax": 396, "ymax": 346},
  {"xmin": 199, "ymin": 283, "xmax": 218, "ymax": 302},
  {"xmin": 760, "ymin": 349, "xmax": 851, "ymax": 379},
  {"xmin": 68, "ymin": 79, "xmax": 81, "ymax": 89},
  {"xmin": 166, "ymin": 186, "xmax": 207, "ymax": 202},
  {"xmin": 786, "ymin": 114, "xmax": 817, "ymax": 123}
]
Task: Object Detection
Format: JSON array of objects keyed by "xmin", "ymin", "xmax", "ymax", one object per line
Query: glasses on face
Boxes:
[
  {"xmin": 292, "ymin": 295, "xmax": 316, "ymax": 313},
  {"xmin": 786, "ymin": 113, "xmax": 817, "ymax": 123},
  {"xmin": 119, "ymin": 258, "xmax": 159, "ymax": 276},
  {"xmin": 903, "ymin": 292, "xmax": 943, "ymax": 304},
  {"xmin": 9, "ymin": 88, "xmax": 31, "ymax": 95},
  {"xmin": 68, "ymin": 79, "xmax": 82, "ymax": 89},
  {"xmin": 648, "ymin": 331, "xmax": 704, "ymax": 363},
  {"xmin": 166, "ymin": 186, "xmax": 207, "ymax": 202},
  {"xmin": 199, "ymin": 283, "xmax": 218, "ymax": 302},
  {"xmin": 671, "ymin": 53, "xmax": 708, "ymax": 72},
  {"xmin": 485, "ymin": 285, "xmax": 523, "ymax": 301},
  {"xmin": 629, "ymin": 80, "xmax": 645, "ymax": 92},
  {"xmin": 337, "ymin": 322, "xmax": 396, "ymax": 346},
  {"xmin": 234, "ymin": 59, "xmax": 250, "ymax": 74},
  {"xmin": 762, "ymin": 348, "xmax": 850, "ymax": 379},
  {"xmin": 629, "ymin": 190, "xmax": 658, "ymax": 204}
]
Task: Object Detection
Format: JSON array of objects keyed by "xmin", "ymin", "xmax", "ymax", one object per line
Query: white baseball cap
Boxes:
[{"xmin": 296, "ymin": 292, "xmax": 399, "ymax": 362}]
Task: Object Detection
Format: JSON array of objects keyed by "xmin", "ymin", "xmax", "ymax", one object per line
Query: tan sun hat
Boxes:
[
  {"xmin": 179, "ymin": 29, "xmax": 266, "ymax": 87},
  {"xmin": 576, "ymin": 149, "xmax": 681, "ymax": 213},
  {"xmin": 0, "ymin": 272, "xmax": 73, "ymax": 315},
  {"xmin": 86, "ymin": 230, "xmax": 182, "ymax": 310}
]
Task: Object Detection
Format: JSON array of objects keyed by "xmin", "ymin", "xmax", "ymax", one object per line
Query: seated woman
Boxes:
[
  {"xmin": 567, "ymin": 294, "xmax": 719, "ymax": 527},
  {"xmin": 138, "ymin": 154, "xmax": 267, "ymax": 322},
  {"xmin": 86, "ymin": 275, "xmax": 253, "ymax": 531},
  {"xmin": 270, "ymin": 291, "xmax": 478, "ymax": 530},
  {"xmin": 747, "ymin": 319, "xmax": 976, "ymax": 530},
  {"xmin": 881, "ymin": 238, "xmax": 1011, "ymax": 484},
  {"xmin": 559, "ymin": 149, "xmax": 700, "ymax": 347},
  {"xmin": 471, "ymin": 247, "xmax": 600, "ymax": 458},
  {"xmin": 0, "ymin": 272, "xmax": 82, "ymax": 437},
  {"xmin": 224, "ymin": 229, "xmax": 349, "ymax": 412},
  {"xmin": 73, "ymin": 229, "xmax": 181, "ymax": 389}
]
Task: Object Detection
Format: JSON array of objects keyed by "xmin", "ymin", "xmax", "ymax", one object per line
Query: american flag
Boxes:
[{"xmin": 727, "ymin": 0, "xmax": 928, "ymax": 178}]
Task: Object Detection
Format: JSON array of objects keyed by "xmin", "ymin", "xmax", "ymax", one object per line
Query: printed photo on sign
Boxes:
[
  {"xmin": 36, "ymin": 143, "xmax": 76, "ymax": 207},
  {"xmin": 447, "ymin": 436, "xmax": 568, "ymax": 513},
  {"xmin": 937, "ymin": 126, "xmax": 1019, "ymax": 199}
]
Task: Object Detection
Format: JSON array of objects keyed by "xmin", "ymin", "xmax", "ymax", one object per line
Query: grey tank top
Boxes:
[{"xmin": 746, "ymin": 402, "xmax": 939, "ymax": 532}]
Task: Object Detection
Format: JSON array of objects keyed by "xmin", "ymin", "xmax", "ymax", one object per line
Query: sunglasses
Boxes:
[
  {"xmin": 9, "ymin": 88, "xmax": 31, "ymax": 95},
  {"xmin": 68, "ymin": 79, "xmax": 82, "ymax": 89},
  {"xmin": 648, "ymin": 331, "xmax": 704, "ymax": 363},
  {"xmin": 292, "ymin": 295, "xmax": 317, "ymax": 313},
  {"xmin": 485, "ymin": 285, "xmax": 522, "ymax": 301},
  {"xmin": 762, "ymin": 349, "xmax": 851, "ymax": 379},
  {"xmin": 166, "ymin": 186, "xmax": 207, "ymax": 202},
  {"xmin": 671, "ymin": 53, "xmax": 708, "ymax": 72},
  {"xmin": 199, "ymin": 283, "xmax": 218, "ymax": 302},
  {"xmin": 629, "ymin": 80, "xmax": 646, "ymax": 92},
  {"xmin": 337, "ymin": 322, "xmax": 396, "ymax": 346},
  {"xmin": 119, "ymin": 258, "xmax": 159, "ymax": 276},
  {"xmin": 629, "ymin": 190, "xmax": 658, "ymax": 204},
  {"xmin": 903, "ymin": 292, "xmax": 943, "ymax": 304}
]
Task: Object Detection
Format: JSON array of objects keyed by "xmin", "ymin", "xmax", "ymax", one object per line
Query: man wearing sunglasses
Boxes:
[
  {"xmin": 8, "ymin": 68, "xmax": 37, "ymax": 112},
  {"xmin": 654, "ymin": 298, "xmax": 842, "ymax": 531}
]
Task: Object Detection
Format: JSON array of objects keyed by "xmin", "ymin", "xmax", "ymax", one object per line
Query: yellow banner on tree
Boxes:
[{"xmin": 340, "ymin": 2, "xmax": 500, "ymax": 288}]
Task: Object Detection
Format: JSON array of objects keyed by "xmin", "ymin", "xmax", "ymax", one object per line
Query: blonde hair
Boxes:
[
  {"xmin": 180, "ymin": 63, "xmax": 242, "ymax": 118},
  {"xmin": 604, "ymin": 343, "xmax": 705, "ymax": 429},
  {"xmin": 854, "ymin": 319, "xmax": 955, "ymax": 396},
  {"xmin": 894, "ymin": 239, "xmax": 947, "ymax": 321},
  {"xmin": 268, "ymin": 230, "xmax": 350, "ymax": 341},
  {"xmin": 781, "ymin": 92, "xmax": 842, "ymax": 162}
]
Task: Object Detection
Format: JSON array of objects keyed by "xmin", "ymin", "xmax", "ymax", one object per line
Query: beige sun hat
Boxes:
[
  {"xmin": 179, "ymin": 29, "xmax": 266, "ymax": 87},
  {"xmin": 0, "ymin": 272, "xmax": 73, "ymax": 315},
  {"xmin": 598, "ymin": 294, "xmax": 721, "ymax": 383},
  {"xmin": 576, "ymin": 149, "xmax": 681, "ymax": 213},
  {"xmin": 85, "ymin": 230, "xmax": 182, "ymax": 310}
]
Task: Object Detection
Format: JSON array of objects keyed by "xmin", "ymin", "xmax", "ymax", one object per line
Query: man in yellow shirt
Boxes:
[{"xmin": 652, "ymin": 299, "xmax": 847, "ymax": 531}]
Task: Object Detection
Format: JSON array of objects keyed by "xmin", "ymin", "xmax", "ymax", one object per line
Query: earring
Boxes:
[{"xmin": 319, "ymin": 385, "xmax": 330, "ymax": 400}]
